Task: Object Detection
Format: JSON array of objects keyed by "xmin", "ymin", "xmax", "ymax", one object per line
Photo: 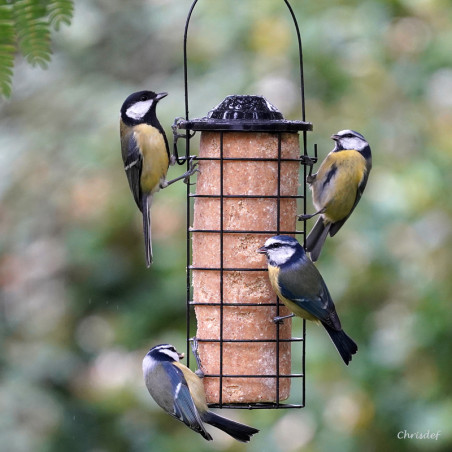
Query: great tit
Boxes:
[
  {"xmin": 299, "ymin": 129, "xmax": 372, "ymax": 262},
  {"xmin": 143, "ymin": 344, "xmax": 259, "ymax": 442},
  {"xmin": 258, "ymin": 235, "xmax": 358, "ymax": 365},
  {"xmin": 120, "ymin": 91, "xmax": 197, "ymax": 267}
]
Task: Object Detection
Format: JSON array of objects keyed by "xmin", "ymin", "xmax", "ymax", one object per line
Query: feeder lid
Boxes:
[{"xmin": 178, "ymin": 95, "xmax": 312, "ymax": 132}]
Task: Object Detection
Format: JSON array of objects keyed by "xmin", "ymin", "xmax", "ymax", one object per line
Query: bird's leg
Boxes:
[
  {"xmin": 297, "ymin": 207, "xmax": 325, "ymax": 221},
  {"xmin": 171, "ymin": 117, "xmax": 197, "ymax": 165},
  {"xmin": 273, "ymin": 313, "xmax": 295, "ymax": 324},
  {"xmin": 299, "ymin": 154, "xmax": 315, "ymax": 168},
  {"xmin": 161, "ymin": 156, "xmax": 199, "ymax": 189},
  {"xmin": 300, "ymin": 146, "xmax": 317, "ymax": 181},
  {"xmin": 191, "ymin": 336, "xmax": 205, "ymax": 378}
]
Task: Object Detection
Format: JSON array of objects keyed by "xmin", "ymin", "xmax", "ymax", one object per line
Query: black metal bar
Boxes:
[
  {"xmin": 275, "ymin": 133, "xmax": 282, "ymax": 406},
  {"xmin": 207, "ymin": 404, "xmax": 305, "ymax": 409},
  {"xmin": 194, "ymin": 157, "xmax": 304, "ymax": 162},
  {"xmin": 184, "ymin": 0, "xmax": 199, "ymax": 123},
  {"xmin": 203, "ymin": 374, "xmax": 304, "ymax": 378},
  {"xmin": 190, "ymin": 194, "xmax": 304, "ymax": 199},
  {"xmin": 190, "ymin": 266, "xmax": 267, "ymax": 271},
  {"xmin": 189, "ymin": 301, "xmax": 277, "ymax": 308},
  {"xmin": 194, "ymin": 338, "xmax": 304, "ymax": 343},
  {"xmin": 219, "ymin": 131, "xmax": 225, "ymax": 407},
  {"xmin": 283, "ymin": 0, "xmax": 306, "ymax": 122},
  {"xmin": 189, "ymin": 228, "xmax": 305, "ymax": 235}
]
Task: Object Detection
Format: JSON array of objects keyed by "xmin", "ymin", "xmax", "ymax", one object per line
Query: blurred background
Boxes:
[{"xmin": 1, "ymin": 0, "xmax": 452, "ymax": 451}]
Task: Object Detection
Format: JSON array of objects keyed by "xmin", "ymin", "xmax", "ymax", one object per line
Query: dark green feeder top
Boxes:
[{"xmin": 180, "ymin": 95, "xmax": 313, "ymax": 133}]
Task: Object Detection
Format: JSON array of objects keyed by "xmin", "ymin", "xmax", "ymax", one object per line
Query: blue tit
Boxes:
[
  {"xmin": 258, "ymin": 235, "xmax": 357, "ymax": 365},
  {"xmin": 299, "ymin": 129, "xmax": 372, "ymax": 262},
  {"xmin": 120, "ymin": 91, "xmax": 197, "ymax": 267},
  {"xmin": 142, "ymin": 344, "xmax": 259, "ymax": 442}
]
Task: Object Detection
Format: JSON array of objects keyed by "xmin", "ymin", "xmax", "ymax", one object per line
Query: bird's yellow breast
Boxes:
[
  {"xmin": 134, "ymin": 124, "xmax": 169, "ymax": 194},
  {"xmin": 313, "ymin": 150, "xmax": 367, "ymax": 222},
  {"xmin": 268, "ymin": 265, "xmax": 318, "ymax": 322}
]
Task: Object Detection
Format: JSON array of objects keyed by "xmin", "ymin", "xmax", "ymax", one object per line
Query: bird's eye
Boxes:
[
  {"xmin": 269, "ymin": 243, "xmax": 281, "ymax": 249},
  {"xmin": 140, "ymin": 95, "xmax": 148, "ymax": 101}
]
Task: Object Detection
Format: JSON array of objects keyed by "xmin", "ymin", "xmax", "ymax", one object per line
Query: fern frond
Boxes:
[
  {"xmin": 13, "ymin": 0, "xmax": 52, "ymax": 68},
  {"xmin": 0, "ymin": 4, "xmax": 15, "ymax": 96},
  {"xmin": 48, "ymin": 0, "xmax": 73, "ymax": 31},
  {"xmin": 0, "ymin": 0, "xmax": 74, "ymax": 96}
]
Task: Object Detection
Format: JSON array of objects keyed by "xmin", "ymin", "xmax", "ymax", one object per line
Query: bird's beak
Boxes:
[
  {"xmin": 331, "ymin": 134, "xmax": 340, "ymax": 141},
  {"xmin": 178, "ymin": 352, "xmax": 185, "ymax": 360},
  {"xmin": 257, "ymin": 246, "xmax": 267, "ymax": 255},
  {"xmin": 156, "ymin": 92, "xmax": 168, "ymax": 101}
]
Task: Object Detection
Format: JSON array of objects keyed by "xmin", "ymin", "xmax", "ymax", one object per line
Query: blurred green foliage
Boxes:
[
  {"xmin": 1, "ymin": 0, "xmax": 452, "ymax": 451},
  {"xmin": 0, "ymin": 0, "xmax": 74, "ymax": 96}
]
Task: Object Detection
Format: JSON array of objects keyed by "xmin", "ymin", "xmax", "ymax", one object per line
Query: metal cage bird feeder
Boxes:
[{"xmin": 172, "ymin": 0, "xmax": 316, "ymax": 409}]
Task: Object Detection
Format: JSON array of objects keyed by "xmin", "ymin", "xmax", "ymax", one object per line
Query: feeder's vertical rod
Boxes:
[
  {"xmin": 185, "ymin": 139, "xmax": 192, "ymax": 368},
  {"xmin": 185, "ymin": 157, "xmax": 191, "ymax": 367},
  {"xmin": 283, "ymin": 1, "xmax": 309, "ymax": 403},
  {"xmin": 302, "ymin": 318, "xmax": 306, "ymax": 406},
  {"xmin": 275, "ymin": 132, "xmax": 283, "ymax": 406},
  {"xmin": 219, "ymin": 131, "xmax": 225, "ymax": 407},
  {"xmin": 183, "ymin": 1, "xmax": 198, "ymax": 366}
]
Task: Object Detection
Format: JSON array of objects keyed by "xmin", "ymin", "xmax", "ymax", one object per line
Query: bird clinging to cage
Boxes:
[
  {"xmin": 258, "ymin": 235, "xmax": 358, "ymax": 365},
  {"xmin": 142, "ymin": 344, "xmax": 260, "ymax": 442},
  {"xmin": 120, "ymin": 90, "xmax": 198, "ymax": 267},
  {"xmin": 298, "ymin": 129, "xmax": 372, "ymax": 262}
]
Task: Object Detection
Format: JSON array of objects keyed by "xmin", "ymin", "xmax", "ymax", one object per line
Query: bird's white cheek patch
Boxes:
[
  {"xmin": 159, "ymin": 348, "xmax": 181, "ymax": 361},
  {"xmin": 126, "ymin": 99, "xmax": 154, "ymax": 120}
]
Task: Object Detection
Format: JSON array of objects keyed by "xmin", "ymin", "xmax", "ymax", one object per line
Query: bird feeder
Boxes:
[{"xmin": 172, "ymin": 0, "xmax": 315, "ymax": 409}]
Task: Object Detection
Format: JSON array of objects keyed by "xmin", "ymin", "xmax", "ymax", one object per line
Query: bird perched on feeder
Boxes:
[
  {"xmin": 258, "ymin": 235, "xmax": 357, "ymax": 365},
  {"xmin": 120, "ymin": 90, "xmax": 197, "ymax": 267},
  {"xmin": 142, "ymin": 344, "xmax": 259, "ymax": 442},
  {"xmin": 298, "ymin": 129, "xmax": 372, "ymax": 262}
]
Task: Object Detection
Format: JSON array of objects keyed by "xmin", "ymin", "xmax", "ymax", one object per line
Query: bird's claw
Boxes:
[
  {"xmin": 297, "ymin": 213, "xmax": 313, "ymax": 221},
  {"xmin": 300, "ymin": 155, "xmax": 315, "ymax": 167},
  {"xmin": 191, "ymin": 336, "xmax": 204, "ymax": 377},
  {"xmin": 182, "ymin": 157, "xmax": 200, "ymax": 185},
  {"xmin": 273, "ymin": 313, "xmax": 295, "ymax": 324}
]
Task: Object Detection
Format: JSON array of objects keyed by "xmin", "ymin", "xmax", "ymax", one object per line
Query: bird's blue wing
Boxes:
[
  {"xmin": 122, "ymin": 133, "xmax": 143, "ymax": 210},
  {"xmin": 278, "ymin": 261, "xmax": 342, "ymax": 330},
  {"xmin": 161, "ymin": 362, "xmax": 207, "ymax": 433}
]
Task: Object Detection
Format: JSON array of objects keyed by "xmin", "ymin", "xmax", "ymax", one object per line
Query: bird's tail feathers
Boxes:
[
  {"xmin": 203, "ymin": 411, "xmax": 259, "ymax": 443},
  {"xmin": 142, "ymin": 195, "xmax": 153, "ymax": 267},
  {"xmin": 323, "ymin": 323, "xmax": 358, "ymax": 365},
  {"xmin": 305, "ymin": 217, "xmax": 330, "ymax": 262}
]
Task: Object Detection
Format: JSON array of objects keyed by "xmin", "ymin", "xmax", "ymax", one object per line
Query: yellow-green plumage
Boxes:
[
  {"xmin": 312, "ymin": 149, "xmax": 367, "ymax": 223},
  {"xmin": 134, "ymin": 123, "xmax": 169, "ymax": 194},
  {"xmin": 305, "ymin": 130, "xmax": 372, "ymax": 262},
  {"xmin": 268, "ymin": 264, "xmax": 319, "ymax": 323}
]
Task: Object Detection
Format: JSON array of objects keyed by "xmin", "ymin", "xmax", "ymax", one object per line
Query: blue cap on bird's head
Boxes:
[
  {"xmin": 257, "ymin": 235, "xmax": 305, "ymax": 266},
  {"xmin": 258, "ymin": 235, "xmax": 301, "ymax": 253}
]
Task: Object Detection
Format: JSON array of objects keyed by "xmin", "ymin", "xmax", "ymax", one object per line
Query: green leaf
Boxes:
[
  {"xmin": 13, "ymin": 0, "xmax": 52, "ymax": 68},
  {"xmin": 0, "ymin": 0, "xmax": 74, "ymax": 96},
  {"xmin": 48, "ymin": 0, "xmax": 74, "ymax": 31},
  {"xmin": 0, "ymin": 4, "xmax": 15, "ymax": 96}
]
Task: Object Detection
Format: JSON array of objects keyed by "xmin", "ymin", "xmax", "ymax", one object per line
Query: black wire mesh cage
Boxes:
[{"xmin": 172, "ymin": 0, "xmax": 316, "ymax": 409}]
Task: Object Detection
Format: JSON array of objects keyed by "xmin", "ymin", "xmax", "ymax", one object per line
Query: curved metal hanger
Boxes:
[{"xmin": 182, "ymin": 0, "xmax": 306, "ymax": 123}]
